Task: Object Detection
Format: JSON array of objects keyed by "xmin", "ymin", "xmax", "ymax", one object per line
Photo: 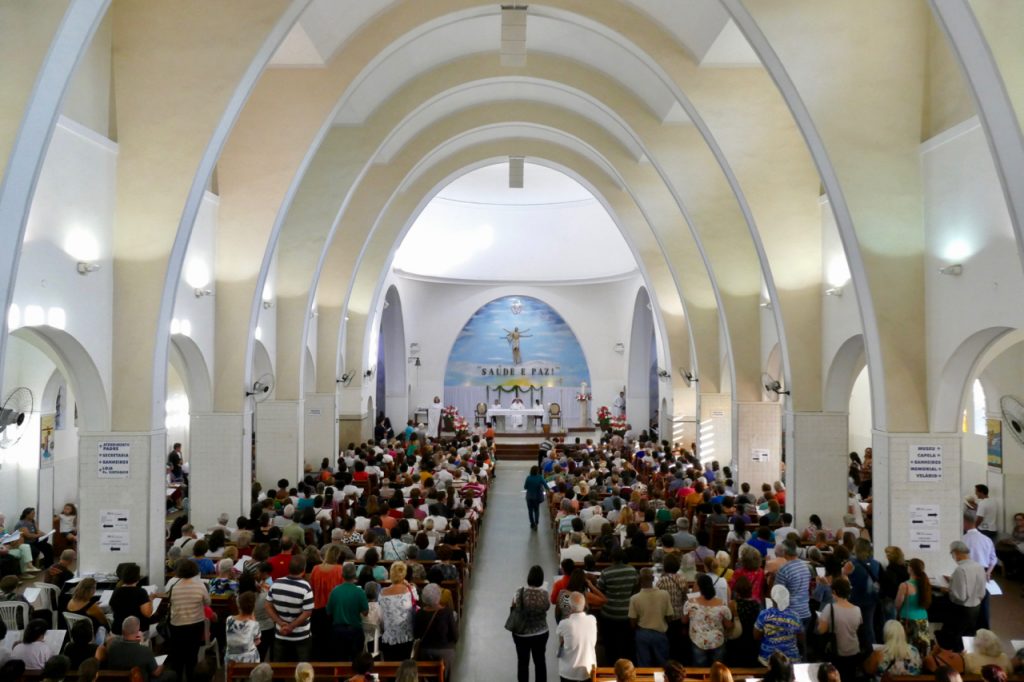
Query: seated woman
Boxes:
[
  {"xmin": 63, "ymin": 578, "xmax": 110, "ymax": 643},
  {"xmin": 864, "ymin": 620, "xmax": 922, "ymax": 679},
  {"xmin": 964, "ymin": 630, "xmax": 1013, "ymax": 675},
  {"xmin": 802, "ymin": 514, "xmax": 835, "ymax": 543},
  {"xmin": 109, "ymin": 562, "xmax": 155, "ymax": 635},
  {"xmin": 996, "ymin": 513, "xmax": 1024, "ymax": 578},
  {"xmin": 209, "ymin": 558, "xmax": 239, "ymax": 597}
]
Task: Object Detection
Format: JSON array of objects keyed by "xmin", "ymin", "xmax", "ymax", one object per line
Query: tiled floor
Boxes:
[{"xmin": 452, "ymin": 461, "xmax": 559, "ymax": 682}]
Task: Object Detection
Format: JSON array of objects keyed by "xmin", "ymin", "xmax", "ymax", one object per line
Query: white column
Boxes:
[
  {"xmin": 189, "ymin": 412, "xmax": 251, "ymax": 533},
  {"xmin": 303, "ymin": 393, "xmax": 337, "ymax": 470},
  {"xmin": 790, "ymin": 412, "xmax": 849, "ymax": 531},
  {"xmin": 699, "ymin": 393, "xmax": 733, "ymax": 465},
  {"xmin": 77, "ymin": 431, "xmax": 165, "ymax": 580},
  {"xmin": 254, "ymin": 399, "xmax": 304, "ymax": 488},
  {"xmin": 873, "ymin": 432, "xmax": 962, "ymax": 573},
  {"xmin": 736, "ymin": 401, "xmax": 782, "ymax": 490}
]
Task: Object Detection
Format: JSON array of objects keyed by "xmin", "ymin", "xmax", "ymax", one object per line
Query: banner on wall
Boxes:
[
  {"xmin": 986, "ymin": 418, "xmax": 1002, "ymax": 471},
  {"xmin": 444, "ymin": 295, "xmax": 590, "ymax": 389},
  {"xmin": 39, "ymin": 414, "xmax": 55, "ymax": 470}
]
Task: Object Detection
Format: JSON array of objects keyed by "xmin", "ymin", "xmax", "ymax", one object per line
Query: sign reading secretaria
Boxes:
[
  {"xmin": 908, "ymin": 444, "xmax": 942, "ymax": 482},
  {"xmin": 97, "ymin": 441, "xmax": 130, "ymax": 478}
]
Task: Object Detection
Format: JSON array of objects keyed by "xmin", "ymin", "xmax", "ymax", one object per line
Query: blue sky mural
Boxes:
[{"xmin": 445, "ymin": 296, "xmax": 591, "ymax": 387}]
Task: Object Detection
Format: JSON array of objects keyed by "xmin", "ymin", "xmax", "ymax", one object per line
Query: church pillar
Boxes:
[
  {"xmin": 698, "ymin": 393, "xmax": 732, "ymax": 466},
  {"xmin": 337, "ymin": 384, "xmax": 368, "ymax": 448},
  {"xmin": 789, "ymin": 412, "xmax": 848, "ymax": 531},
  {"xmin": 736, "ymin": 401, "xmax": 783, "ymax": 492},
  {"xmin": 871, "ymin": 431, "xmax": 961, "ymax": 572},
  {"xmin": 303, "ymin": 392, "xmax": 337, "ymax": 470},
  {"xmin": 77, "ymin": 431, "xmax": 165, "ymax": 581},
  {"xmin": 253, "ymin": 399, "xmax": 304, "ymax": 487},
  {"xmin": 189, "ymin": 412, "xmax": 251, "ymax": 533}
]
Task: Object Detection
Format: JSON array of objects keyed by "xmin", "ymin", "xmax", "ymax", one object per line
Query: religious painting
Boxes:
[
  {"xmin": 40, "ymin": 413, "xmax": 55, "ymax": 469},
  {"xmin": 444, "ymin": 295, "xmax": 590, "ymax": 387},
  {"xmin": 987, "ymin": 417, "xmax": 1002, "ymax": 471}
]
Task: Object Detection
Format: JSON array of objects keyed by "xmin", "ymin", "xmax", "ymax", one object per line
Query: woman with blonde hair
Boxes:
[
  {"xmin": 864, "ymin": 620, "xmax": 922, "ymax": 678},
  {"xmin": 294, "ymin": 662, "xmax": 314, "ymax": 682},
  {"xmin": 964, "ymin": 629, "xmax": 1012, "ymax": 674},
  {"xmin": 713, "ymin": 551, "xmax": 734, "ymax": 582},
  {"xmin": 379, "ymin": 561, "xmax": 417, "ymax": 660},
  {"xmin": 394, "ymin": 659, "xmax": 420, "ymax": 682},
  {"xmin": 709, "ymin": 661, "xmax": 734, "ymax": 682}
]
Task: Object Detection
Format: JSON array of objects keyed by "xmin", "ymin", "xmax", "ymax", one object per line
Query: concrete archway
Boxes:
[
  {"xmin": 627, "ymin": 287, "xmax": 656, "ymax": 431},
  {"xmin": 169, "ymin": 334, "xmax": 213, "ymax": 414},
  {"xmin": 824, "ymin": 334, "xmax": 867, "ymax": 414},
  {"xmin": 377, "ymin": 285, "xmax": 408, "ymax": 429},
  {"xmin": 931, "ymin": 326, "xmax": 1016, "ymax": 433}
]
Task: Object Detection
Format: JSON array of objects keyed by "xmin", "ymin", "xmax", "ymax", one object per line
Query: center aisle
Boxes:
[{"xmin": 452, "ymin": 461, "xmax": 560, "ymax": 682}]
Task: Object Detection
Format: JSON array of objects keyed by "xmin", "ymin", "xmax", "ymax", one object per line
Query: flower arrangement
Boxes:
[
  {"xmin": 453, "ymin": 415, "xmax": 470, "ymax": 439},
  {"xmin": 442, "ymin": 405, "xmax": 460, "ymax": 431},
  {"xmin": 597, "ymin": 405, "xmax": 612, "ymax": 430},
  {"xmin": 575, "ymin": 392, "xmax": 592, "ymax": 402},
  {"xmin": 610, "ymin": 415, "xmax": 627, "ymax": 433}
]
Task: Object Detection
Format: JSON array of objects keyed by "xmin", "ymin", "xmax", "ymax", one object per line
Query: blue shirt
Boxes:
[
  {"xmin": 748, "ymin": 536, "xmax": 775, "ymax": 557},
  {"xmin": 755, "ymin": 607, "xmax": 802, "ymax": 662},
  {"xmin": 523, "ymin": 474, "xmax": 547, "ymax": 503},
  {"xmin": 775, "ymin": 559, "xmax": 812, "ymax": 619}
]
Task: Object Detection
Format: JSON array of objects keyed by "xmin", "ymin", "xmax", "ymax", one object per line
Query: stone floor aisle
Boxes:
[{"xmin": 452, "ymin": 461, "xmax": 560, "ymax": 682}]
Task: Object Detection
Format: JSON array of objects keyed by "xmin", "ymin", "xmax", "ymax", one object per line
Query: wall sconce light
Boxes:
[
  {"xmin": 408, "ymin": 357, "xmax": 422, "ymax": 367},
  {"xmin": 194, "ymin": 288, "xmax": 213, "ymax": 298},
  {"xmin": 657, "ymin": 369, "xmax": 670, "ymax": 379},
  {"xmin": 938, "ymin": 264, "xmax": 963, "ymax": 276},
  {"xmin": 382, "ymin": 300, "xmax": 390, "ymax": 309},
  {"xmin": 262, "ymin": 300, "xmax": 274, "ymax": 310},
  {"xmin": 824, "ymin": 286, "xmax": 843, "ymax": 297},
  {"xmin": 363, "ymin": 367, "xmax": 375, "ymax": 378},
  {"xmin": 613, "ymin": 342, "xmax": 625, "ymax": 354},
  {"xmin": 76, "ymin": 262, "xmax": 100, "ymax": 275},
  {"xmin": 759, "ymin": 300, "xmax": 772, "ymax": 309}
]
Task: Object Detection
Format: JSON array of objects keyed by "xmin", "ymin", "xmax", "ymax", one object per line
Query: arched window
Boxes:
[{"xmin": 972, "ymin": 379, "xmax": 987, "ymax": 436}]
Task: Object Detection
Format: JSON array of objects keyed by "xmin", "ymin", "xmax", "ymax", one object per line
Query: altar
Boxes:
[{"xmin": 487, "ymin": 406, "xmax": 545, "ymax": 431}]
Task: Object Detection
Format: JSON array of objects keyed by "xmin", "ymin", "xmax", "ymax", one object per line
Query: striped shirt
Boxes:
[
  {"xmin": 598, "ymin": 564, "xmax": 638, "ymax": 620},
  {"xmin": 775, "ymin": 559, "xmax": 811, "ymax": 619},
  {"xmin": 267, "ymin": 577, "xmax": 314, "ymax": 641}
]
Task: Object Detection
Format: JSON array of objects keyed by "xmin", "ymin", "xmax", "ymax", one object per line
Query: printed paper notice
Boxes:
[
  {"xmin": 97, "ymin": 442, "xmax": 130, "ymax": 478},
  {"xmin": 100, "ymin": 531, "xmax": 130, "ymax": 553},
  {"xmin": 909, "ymin": 504, "xmax": 940, "ymax": 528},
  {"xmin": 909, "ymin": 527, "xmax": 940, "ymax": 551},
  {"xmin": 751, "ymin": 448, "xmax": 769, "ymax": 462},
  {"xmin": 100, "ymin": 510, "xmax": 129, "ymax": 531},
  {"xmin": 908, "ymin": 444, "xmax": 942, "ymax": 482}
]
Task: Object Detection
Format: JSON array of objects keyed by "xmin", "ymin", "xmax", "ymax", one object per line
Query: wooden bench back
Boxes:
[{"xmin": 226, "ymin": 661, "xmax": 444, "ymax": 682}]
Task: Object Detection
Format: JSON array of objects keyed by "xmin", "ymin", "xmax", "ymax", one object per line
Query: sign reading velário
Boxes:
[
  {"xmin": 97, "ymin": 441, "xmax": 130, "ymax": 478},
  {"xmin": 908, "ymin": 444, "xmax": 943, "ymax": 481}
]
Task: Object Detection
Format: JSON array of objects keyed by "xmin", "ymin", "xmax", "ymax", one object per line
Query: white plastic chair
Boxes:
[
  {"xmin": 0, "ymin": 601, "xmax": 29, "ymax": 630},
  {"xmin": 62, "ymin": 611, "xmax": 93, "ymax": 639},
  {"xmin": 33, "ymin": 582, "xmax": 60, "ymax": 629}
]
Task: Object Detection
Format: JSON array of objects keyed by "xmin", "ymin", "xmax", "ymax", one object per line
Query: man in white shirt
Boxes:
[
  {"xmin": 561, "ymin": 533, "xmax": 592, "ymax": 564},
  {"xmin": 941, "ymin": 540, "xmax": 988, "ymax": 650},
  {"xmin": 613, "ymin": 391, "xmax": 626, "ymax": 418},
  {"xmin": 585, "ymin": 507, "xmax": 611, "ymax": 537},
  {"xmin": 173, "ymin": 525, "xmax": 198, "ymax": 555},
  {"xmin": 557, "ymin": 592, "xmax": 598, "ymax": 681},
  {"xmin": 962, "ymin": 510, "xmax": 998, "ymax": 630},
  {"xmin": 974, "ymin": 484, "xmax": 999, "ymax": 540},
  {"xmin": 774, "ymin": 513, "xmax": 799, "ymax": 543}
]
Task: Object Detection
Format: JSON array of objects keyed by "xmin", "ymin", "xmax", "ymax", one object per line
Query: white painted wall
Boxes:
[
  {"xmin": 848, "ymin": 366, "xmax": 872, "ymax": 455},
  {"xmin": 393, "ymin": 272, "xmax": 647, "ymax": 419}
]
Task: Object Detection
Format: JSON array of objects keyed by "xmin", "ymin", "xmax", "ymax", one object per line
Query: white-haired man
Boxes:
[{"xmin": 557, "ymin": 591, "xmax": 597, "ymax": 682}]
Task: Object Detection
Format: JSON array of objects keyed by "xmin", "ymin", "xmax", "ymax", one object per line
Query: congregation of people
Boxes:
[
  {"xmin": 0, "ymin": 429, "xmax": 494, "ymax": 682},
  {"xmin": 512, "ymin": 439, "xmax": 1024, "ymax": 682}
]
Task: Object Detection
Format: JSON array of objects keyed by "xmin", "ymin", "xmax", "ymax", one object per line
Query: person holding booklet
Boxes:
[{"xmin": 13, "ymin": 508, "xmax": 53, "ymax": 569}]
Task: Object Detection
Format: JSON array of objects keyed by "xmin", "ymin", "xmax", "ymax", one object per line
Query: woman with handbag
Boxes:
[
  {"xmin": 507, "ymin": 564, "xmax": 551, "ymax": 682},
  {"xmin": 816, "ymin": 576, "xmax": 863, "ymax": 682},
  {"xmin": 164, "ymin": 558, "xmax": 211, "ymax": 682},
  {"xmin": 863, "ymin": 620, "xmax": 922, "ymax": 681},
  {"xmin": 413, "ymin": 583, "xmax": 457, "ymax": 681}
]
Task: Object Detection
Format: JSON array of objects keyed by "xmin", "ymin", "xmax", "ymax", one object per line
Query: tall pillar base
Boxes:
[
  {"xmin": 304, "ymin": 393, "xmax": 337, "ymax": 470},
  {"xmin": 254, "ymin": 400, "xmax": 304, "ymax": 488},
  {"xmin": 790, "ymin": 412, "xmax": 849, "ymax": 531},
  {"xmin": 190, "ymin": 412, "xmax": 251, "ymax": 533},
  {"xmin": 736, "ymin": 401, "xmax": 782, "ymax": 491}
]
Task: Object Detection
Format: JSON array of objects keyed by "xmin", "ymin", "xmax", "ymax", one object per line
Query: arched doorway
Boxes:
[
  {"xmin": 627, "ymin": 288, "xmax": 656, "ymax": 434},
  {"xmin": 376, "ymin": 286, "xmax": 408, "ymax": 430}
]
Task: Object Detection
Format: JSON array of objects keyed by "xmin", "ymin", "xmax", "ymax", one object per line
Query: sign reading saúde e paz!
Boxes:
[
  {"xmin": 908, "ymin": 444, "xmax": 942, "ymax": 482},
  {"xmin": 97, "ymin": 441, "xmax": 130, "ymax": 478}
]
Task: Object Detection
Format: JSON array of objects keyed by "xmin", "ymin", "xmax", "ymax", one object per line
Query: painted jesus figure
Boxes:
[{"xmin": 503, "ymin": 326, "xmax": 531, "ymax": 365}]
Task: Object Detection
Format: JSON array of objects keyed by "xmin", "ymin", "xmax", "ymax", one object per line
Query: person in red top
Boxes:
[
  {"xmin": 352, "ymin": 461, "xmax": 369, "ymax": 482},
  {"xmin": 267, "ymin": 538, "xmax": 295, "ymax": 580},
  {"xmin": 550, "ymin": 558, "xmax": 576, "ymax": 604}
]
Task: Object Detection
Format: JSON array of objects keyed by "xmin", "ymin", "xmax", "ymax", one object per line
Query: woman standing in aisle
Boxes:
[
  {"xmin": 510, "ymin": 564, "xmax": 551, "ymax": 682},
  {"xmin": 523, "ymin": 466, "xmax": 547, "ymax": 530}
]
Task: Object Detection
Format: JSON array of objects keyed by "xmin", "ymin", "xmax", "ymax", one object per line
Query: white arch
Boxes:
[
  {"xmin": 303, "ymin": 346, "xmax": 316, "ymax": 395},
  {"xmin": 169, "ymin": 334, "xmax": 213, "ymax": 414},
  {"xmin": 823, "ymin": 334, "xmax": 867, "ymax": 414},
  {"xmin": 379, "ymin": 285, "xmax": 408, "ymax": 428},
  {"xmin": 627, "ymin": 287, "xmax": 656, "ymax": 429},
  {"xmin": 931, "ymin": 326, "xmax": 1017, "ymax": 433},
  {"xmin": 0, "ymin": 1, "xmax": 110, "ymax": 398},
  {"xmin": 10, "ymin": 326, "xmax": 109, "ymax": 433},
  {"xmin": 251, "ymin": 339, "xmax": 274, "ymax": 394}
]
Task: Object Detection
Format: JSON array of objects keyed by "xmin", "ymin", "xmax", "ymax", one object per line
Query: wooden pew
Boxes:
[
  {"xmin": 591, "ymin": 667, "xmax": 768, "ymax": 682},
  {"xmin": 22, "ymin": 671, "xmax": 131, "ymax": 682},
  {"xmin": 226, "ymin": 660, "xmax": 445, "ymax": 681}
]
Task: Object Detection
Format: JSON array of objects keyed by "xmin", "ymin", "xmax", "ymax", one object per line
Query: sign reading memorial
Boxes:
[
  {"xmin": 97, "ymin": 441, "xmax": 130, "ymax": 478},
  {"xmin": 908, "ymin": 444, "xmax": 942, "ymax": 481},
  {"xmin": 445, "ymin": 295, "xmax": 590, "ymax": 388}
]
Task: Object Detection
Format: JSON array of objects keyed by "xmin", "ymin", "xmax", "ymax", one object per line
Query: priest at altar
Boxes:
[
  {"xmin": 509, "ymin": 396, "xmax": 526, "ymax": 430},
  {"xmin": 427, "ymin": 396, "xmax": 442, "ymax": 437}
]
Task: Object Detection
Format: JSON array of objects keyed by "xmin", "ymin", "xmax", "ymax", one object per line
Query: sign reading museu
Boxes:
[{"xmin": 444, "ymin": 295, "xmax": 589, "ymax": 388}]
